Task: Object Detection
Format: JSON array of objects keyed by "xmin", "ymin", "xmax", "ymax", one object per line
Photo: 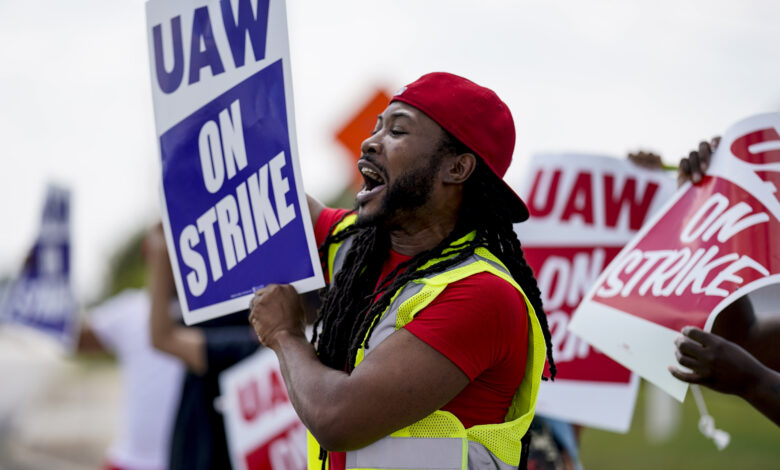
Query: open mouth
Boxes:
[
  {"xmin": 356, "ymin": 161, "xmax": 387, "ymax": 204},
  {"xmin": 360, "ymin": 166, "xmax": 385, "ymax": 190}
]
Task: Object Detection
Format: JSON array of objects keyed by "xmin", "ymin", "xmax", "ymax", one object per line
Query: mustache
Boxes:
[
  {"xmin": 358, "ymin": 154, "xmax": 387, "ymax": 176},
  {"xmin": 359, "ymin": 154, "xmax": 379, "ymax": 165}
]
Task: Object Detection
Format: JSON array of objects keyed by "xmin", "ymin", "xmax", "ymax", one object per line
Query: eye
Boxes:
[
  {"xmin": 389, "ymin": 128, "xmax": 407, "ymax": 136},
  {"xmin": 370, "ymin": 118, "xmax": 382, "ymax": 135}
]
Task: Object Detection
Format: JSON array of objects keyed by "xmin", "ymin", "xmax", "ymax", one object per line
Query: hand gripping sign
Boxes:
[
  {"xmin": 513, "ymin": 154, "xmax": 676, "ymax": 432},
  {"xmin": 220, "ymin": 349, "xmax": 306, "ymax": 470},
  {"xmin": 1, "ymin": 185, "xmax": 78, "ymax": 348},
  {"xmin": 570, "ymin": 113, "xmax": 780, "ymax": 401},
  {"xmin": 146, "ymin": 0, "xmax": 323, "ymax": 324}
]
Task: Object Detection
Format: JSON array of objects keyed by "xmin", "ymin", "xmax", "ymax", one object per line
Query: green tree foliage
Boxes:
[{"xmin": 100, "ymin": 228, "xmax": 148, "ymax": 302}]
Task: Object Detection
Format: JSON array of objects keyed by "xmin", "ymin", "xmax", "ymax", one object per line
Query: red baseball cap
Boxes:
[{"xmin": 391, "ymin": 72, "xmax": 529, "ymax": 222}]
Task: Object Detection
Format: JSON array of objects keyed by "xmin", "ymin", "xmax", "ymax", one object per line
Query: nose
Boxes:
[{"xmin": 360, "ymin": 133, "xmax": 382, "ymax": 156}]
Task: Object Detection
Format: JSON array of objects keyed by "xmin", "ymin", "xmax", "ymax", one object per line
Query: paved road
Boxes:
[{"xmin": 0, "ymin": 356, "xmax": 119, "ymax": 470}]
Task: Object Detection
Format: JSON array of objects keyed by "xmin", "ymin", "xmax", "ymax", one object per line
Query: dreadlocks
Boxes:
[{"xmin": 311, "ymin": 133, "xmax": 557, "ymax": 381}]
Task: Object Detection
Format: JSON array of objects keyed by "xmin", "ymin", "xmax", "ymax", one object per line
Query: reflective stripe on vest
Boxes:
[
  {"xmin": 310, "ymin": 222, "xmax": 546, "ymax": 470},
  {"xmin": 326, "ymin": 214, "xmax": 358, "ymax": 283}
]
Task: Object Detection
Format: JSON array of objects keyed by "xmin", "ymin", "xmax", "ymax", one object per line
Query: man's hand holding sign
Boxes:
[{"xmin": 249, "ymin": 284, "xmax": 306, "ymax": 351}]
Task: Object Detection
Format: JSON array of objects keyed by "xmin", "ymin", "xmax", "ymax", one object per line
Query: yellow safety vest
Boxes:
[{"xmin": 309, "ymin": 214, "xmax": 546, "ymax": 470}]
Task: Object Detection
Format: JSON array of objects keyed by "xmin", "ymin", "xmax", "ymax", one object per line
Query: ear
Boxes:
[{"xmin": 440, "ymin": 152, "xmax": 476, "ymax": 184}]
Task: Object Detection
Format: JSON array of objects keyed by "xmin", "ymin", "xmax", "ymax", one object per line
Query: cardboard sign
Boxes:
[
  {"xmin": 1, "ymin": 185, "xmax": 78, "ymax": 347},
  {"xmin": 514, "ymin": 154, "xmax": 676, "ymax": 432},
  {"xmin": 570, "ymin": 113, "xmax": 780, "ymax": 401},
  {"xmin": 146, "ymin": 0, "xmax": 324, "ymax": 324},
  {"xmin": 220, "ymin": 349, "xmax": 306, "ymax": 470}
]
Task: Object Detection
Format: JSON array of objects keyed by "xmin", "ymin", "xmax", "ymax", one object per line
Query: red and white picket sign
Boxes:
[
  {"xmin": 513, "ymin": 153, "xmax": 677, "ymax": 432},
  {"xmin": 570, "ymin": 113, "xmax": 780, "ymax": 401},
  {"xmin": 220, "ymin": 349, "xmax": 307, "ymax": 470}
]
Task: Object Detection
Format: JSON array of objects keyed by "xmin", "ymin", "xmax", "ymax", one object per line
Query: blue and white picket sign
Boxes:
[
  {"xmin": 1, "ymin": 185, "xmax": 79, "ymax": 348},
  {"xmin": 146, "ymin": 0, "xmax": 324, "ymax": 324}
]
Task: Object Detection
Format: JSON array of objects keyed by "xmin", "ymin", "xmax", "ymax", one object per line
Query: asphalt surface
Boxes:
[{"xmin": 0, "ymin": 357, "xmax": 119, "ymax": 470}]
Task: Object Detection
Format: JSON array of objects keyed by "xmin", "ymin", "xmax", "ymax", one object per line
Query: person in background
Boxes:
[
  {"xmin": 79, "ymin": 289, "xmax": 184, "ymax": 470},
  {"xmin": 147, "ymin": 224, "xmax": 260, "ymax": 470},
  {"xmin": 69, "ymin": 229, "xmax": 184, "ymax": 470},
  {"xmin": 670, "ymin": 139, "xmax": 780, "ymax": 426}
]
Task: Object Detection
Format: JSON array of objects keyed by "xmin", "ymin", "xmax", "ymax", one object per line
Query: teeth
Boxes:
[{"xmin": 360, "ymin": 167, "xmax": 384, "ymax": 183}]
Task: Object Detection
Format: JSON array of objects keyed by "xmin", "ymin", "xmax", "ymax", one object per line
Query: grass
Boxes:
[{"xmin": 579, "ymin": 382, "xmax": 780, "ymax": 469}]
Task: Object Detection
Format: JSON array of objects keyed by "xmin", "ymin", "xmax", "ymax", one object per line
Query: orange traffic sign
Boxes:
[{"xmin": 334, "ymin": 89, "xmax": 391, "ymax": 186}]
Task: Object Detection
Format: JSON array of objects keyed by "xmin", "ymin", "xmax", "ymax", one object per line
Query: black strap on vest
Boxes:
[{"xmin": 518, "ymin": 430, "xmax": 532, "ymax": 470}]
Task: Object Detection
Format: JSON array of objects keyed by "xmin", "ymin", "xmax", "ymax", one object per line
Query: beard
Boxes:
[{"xmin": 355, "ymin": 158, "xmax": 439, "ymax": 229}]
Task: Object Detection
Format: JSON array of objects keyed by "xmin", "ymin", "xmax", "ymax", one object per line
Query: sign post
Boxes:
[{"xmin": 145, "ymin": 0, "xmax": 323, "ymax": 324}]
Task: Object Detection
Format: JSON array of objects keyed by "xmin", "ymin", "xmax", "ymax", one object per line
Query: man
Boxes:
[
  {"xmin": 249, "ymin": 72, "xmax": 556, "ymax": 469},
  {"xmin": 670, "ymin": 140, "xmax": 780, "ymax": 426}
]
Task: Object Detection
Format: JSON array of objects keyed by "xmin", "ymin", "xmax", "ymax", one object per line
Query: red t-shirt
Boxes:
[{"xmin": 314, "ymin": 208, "xmax": 529, "ymax": 467}]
